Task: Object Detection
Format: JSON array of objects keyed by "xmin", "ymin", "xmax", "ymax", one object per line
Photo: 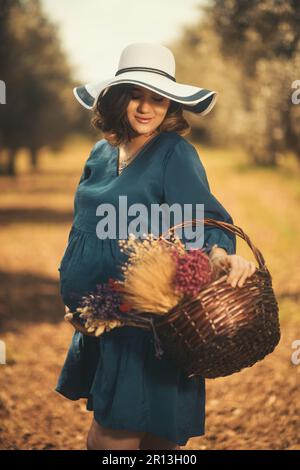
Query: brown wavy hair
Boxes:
[{"xmin": 91, "ymin": 83, "xmax": 191, "ymax": 146}]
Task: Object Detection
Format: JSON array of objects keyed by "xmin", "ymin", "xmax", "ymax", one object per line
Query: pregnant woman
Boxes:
[{"xmin": 55, "ymin": 42, "xmax": 256, "ymax": 450}]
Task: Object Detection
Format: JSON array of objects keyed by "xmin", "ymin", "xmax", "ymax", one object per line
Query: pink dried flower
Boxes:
[{"xmin": 172, "ymin": 248, "xmax": 213, "ymax": 298}]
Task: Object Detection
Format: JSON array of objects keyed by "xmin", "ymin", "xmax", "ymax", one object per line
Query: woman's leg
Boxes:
[
  {"xmin": 86, "ymin": 417, "xmax": 146, "ymax": 450},
  {"xmin": 139, "ymin": 432, "xmax": 181, "ymax": 450}
]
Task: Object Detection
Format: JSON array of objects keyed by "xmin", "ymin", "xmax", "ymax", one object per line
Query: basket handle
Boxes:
[{"xmin": 161, "ymin": 218, "xmax": 266, "ymax": 270}]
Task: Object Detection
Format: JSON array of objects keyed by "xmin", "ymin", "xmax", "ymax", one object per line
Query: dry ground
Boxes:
[{"xmin": 0, "ymin": 136, "xmax": 299, "ymax": 449}]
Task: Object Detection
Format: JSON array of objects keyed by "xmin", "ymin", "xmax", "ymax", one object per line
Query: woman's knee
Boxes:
[
  {"xmin": 86, "ymin": 430, "xmax": 96, "ymax": 450},
  {"xmin": 139, "ymin": 432, "xmax": 180, "ymax": 450},
  {"xmin": 86, "ymin": 417, "xmax": 145, "ymax": 450}
]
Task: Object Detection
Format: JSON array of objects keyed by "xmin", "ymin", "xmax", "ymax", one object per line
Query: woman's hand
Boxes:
[
  {"xmin": 65, "ymin": 305, "xmax": 70, "ymax": 314},
  {"xmin": 209, "ymin": 246, "xmax": 256, "ymax": 288}
]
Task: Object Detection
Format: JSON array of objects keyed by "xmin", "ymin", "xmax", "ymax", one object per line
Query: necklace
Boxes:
[{"xmin": 118, "ymin": 131, "xmax": 159, "ymax": 175}]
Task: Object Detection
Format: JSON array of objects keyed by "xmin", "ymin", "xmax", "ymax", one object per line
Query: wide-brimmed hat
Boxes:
[{"xmin": 73, "ymin": 42, "xmax": 217, "ymax": 116}]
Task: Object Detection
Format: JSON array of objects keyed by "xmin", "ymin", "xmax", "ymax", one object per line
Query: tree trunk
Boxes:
[
  {"xmin": 30, "ymin": 147, "xmax": 39, "ymax": 169},
  {"xmin": 0, "ymin": 148, "xmax": 5, "ymax": 174},
  {"xmin": 7, "ymin": 147, "xmax": 17, "ymax": 176}
]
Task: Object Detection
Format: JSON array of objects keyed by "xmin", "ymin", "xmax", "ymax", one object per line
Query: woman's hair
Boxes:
[{"xmin": 91, "ymin": 83, "xmax": 191, "ymax": 146}]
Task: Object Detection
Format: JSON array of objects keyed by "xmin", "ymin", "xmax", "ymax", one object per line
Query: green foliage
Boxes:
[
  {"xmin": 0, "ymin": 0, "xmax": 90, "ymax": 175},
  {"xmin": 170, "ymin": 0, "xmax": 300, "ymax": 166},
  {"xmin": 211, "ymin": 0, "xmax": 300, "ymax": 69}
]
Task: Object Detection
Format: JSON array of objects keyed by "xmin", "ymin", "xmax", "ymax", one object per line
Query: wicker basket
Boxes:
[
  {"xmin": 152, "ymin": 218, "xmax": 281, "ymax": 378},
  {"xmin": 65, "ymin": 218, "xmax": 281, "ymax": 379}
]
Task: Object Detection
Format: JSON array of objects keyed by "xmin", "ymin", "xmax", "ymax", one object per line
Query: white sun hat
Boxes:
[{"xmin": 73, "ymin": 42, "xmax": 218, "ymax": 116}]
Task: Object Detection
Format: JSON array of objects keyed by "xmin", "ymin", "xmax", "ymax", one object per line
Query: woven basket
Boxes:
[
  {"xmin": 65, "ymin": 218, "xmax": 281, "ymax": 379},
  {"xmin": 152, "ymin": 218, "xmax": 281, "ymax": 378}
]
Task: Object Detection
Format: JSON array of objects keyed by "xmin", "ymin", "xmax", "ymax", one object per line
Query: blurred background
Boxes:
[{"xmin": 0, "ymin": 0, "xmax": 299, "ymax": 450}]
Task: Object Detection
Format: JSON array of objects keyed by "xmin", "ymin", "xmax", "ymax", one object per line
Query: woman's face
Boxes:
[{"xmin": 126, "ymin": 85, "xmax": 171, "ymax": 136}]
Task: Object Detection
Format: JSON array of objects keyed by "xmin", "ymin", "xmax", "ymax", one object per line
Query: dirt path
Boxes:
[
  {"xmin": 0, "ymin": 139, "xmax": 299, "ymax": 450},
  {"xmin": 0, "ymin": 317, "xmax": 299, "ymax": 450}
]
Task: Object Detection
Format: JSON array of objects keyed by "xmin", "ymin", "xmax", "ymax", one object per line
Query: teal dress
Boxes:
[{"xmin": 55, "ymin": 130, "xmax": 236, "ymax": 446}]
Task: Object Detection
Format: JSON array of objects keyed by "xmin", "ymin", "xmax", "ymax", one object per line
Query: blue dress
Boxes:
[{"xmin": 55, "ymin": 130, "xmax": 236, "ymax": 446}]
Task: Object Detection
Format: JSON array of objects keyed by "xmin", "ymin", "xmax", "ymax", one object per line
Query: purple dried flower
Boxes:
[{"xmin": 78, "ymin": 282, "xmax": 125, "ymax": 321}]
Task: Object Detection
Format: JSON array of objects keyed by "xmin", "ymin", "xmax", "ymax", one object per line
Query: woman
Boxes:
[{"xmin": 55, "ymin": 43, "xmax": 256, "ymax": 450}]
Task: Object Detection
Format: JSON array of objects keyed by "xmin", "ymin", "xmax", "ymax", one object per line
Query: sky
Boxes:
[{"xmin": 41, "ymin": 0, "xmax": 207, "ymax": 84}]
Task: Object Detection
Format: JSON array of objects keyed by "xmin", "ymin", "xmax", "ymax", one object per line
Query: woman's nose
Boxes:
[{"xmin": 137, "ymin": 98, "xmax": 152, "ymax": 112}]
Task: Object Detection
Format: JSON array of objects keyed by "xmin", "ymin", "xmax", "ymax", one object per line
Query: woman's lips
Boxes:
[{"xmin": 135, "ymin": 116, "xmax": 152, "ymax": 123}]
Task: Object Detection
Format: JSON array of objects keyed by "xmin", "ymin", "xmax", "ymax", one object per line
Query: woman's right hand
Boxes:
[{"xmin": 209, "ymin": 245, "xmax": 256, "ymax": 288}]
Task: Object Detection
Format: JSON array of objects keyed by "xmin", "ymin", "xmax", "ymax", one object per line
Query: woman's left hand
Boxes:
[{"xmin": 210, "ymin": 248, "xmax": 256, "ymax": 288}]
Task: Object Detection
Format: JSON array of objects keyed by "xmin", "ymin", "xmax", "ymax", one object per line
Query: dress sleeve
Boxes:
[
  {"xmin": 162, "ymin": 138, "xmax": 236, "ymax": 255},
  {"xmin": 77, "ymin": 141, "xmax": 101, "ymax": 185},
  {"xmin": 74, "ymin": 140, "xmax": 104, "ymax": 215}
]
